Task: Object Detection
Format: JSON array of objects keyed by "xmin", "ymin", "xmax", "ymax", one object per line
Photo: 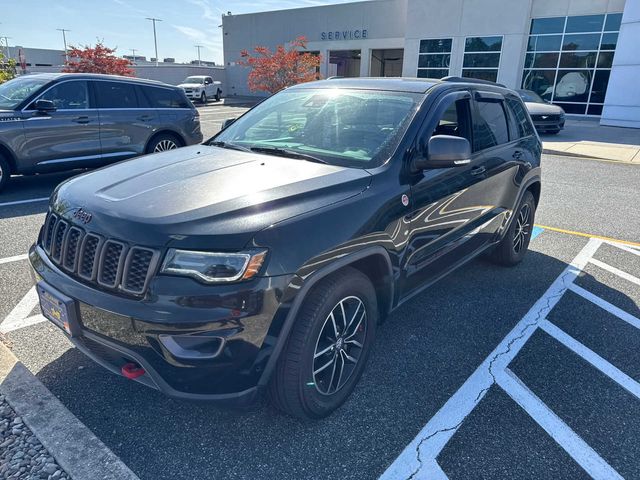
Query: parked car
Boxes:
[
  {"xmin": 517, "ymin": 89, "xmax": 565, "ymax": 134},
  {"xmin": 30, "ymin": 77, "xmax": 541, "ymax": 419},
  {"xmin": 0, "ymin": 73, "xmax": 203, "ymax": 192},
  {"xmin": 177, "ymin": 75, "xmax": 222, "ymax": 103}
]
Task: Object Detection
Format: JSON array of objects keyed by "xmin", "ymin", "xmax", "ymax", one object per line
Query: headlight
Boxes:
[{"xmin": 161, "ymin": 249, "xmax": 267, "ymax": 283}]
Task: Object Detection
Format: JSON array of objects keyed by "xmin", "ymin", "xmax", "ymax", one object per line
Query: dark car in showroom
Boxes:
[
  {"xmin": 0, "ymin": 73, "xmax": 203, "ymax": 192},
  {"xmin": 517, "ymin": 89, "xmax": 565, "ymax": 134},
  {"xmin": 29, "ymin": 77, "xmax": 541, "ymax": 419}
]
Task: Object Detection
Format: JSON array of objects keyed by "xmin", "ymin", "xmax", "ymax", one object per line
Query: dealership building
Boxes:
[{"xmin": 222, "ymin": 0, "xmax": 640, "ymax": 128}]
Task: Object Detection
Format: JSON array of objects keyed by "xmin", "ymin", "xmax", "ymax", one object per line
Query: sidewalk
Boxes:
[
  {"xmin": 0, "ymin": 340, "xmax": 139, "ymax": 480},
  {"xmin": 541, "ymin": 117, "xmax": 640, "ymax": 163}
]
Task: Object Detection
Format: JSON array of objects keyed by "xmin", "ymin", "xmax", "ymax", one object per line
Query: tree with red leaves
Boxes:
[
  {"xmin": 62, "ymin": 42, "xmax": 134, "ymax": 76},
  {"xmin": 239, "ymin": 36, "xmax": 321, "ymax": 94}
]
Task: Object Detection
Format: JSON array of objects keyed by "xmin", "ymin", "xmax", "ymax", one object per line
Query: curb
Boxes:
[
  {"xmin": 542, "ymin": 148, "xmax": 634, "ymax": 163},
  {"xmin": 0, "ymin": 341, "xmax": 139, "ymax": 480}
]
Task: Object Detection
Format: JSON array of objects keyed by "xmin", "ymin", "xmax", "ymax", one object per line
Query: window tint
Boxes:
[
  {"xmin": 95, "ymin": 81, "xmax": 138, "ymax": 108},
  {"xmin": 143, "ymin": 87, "xmax": 190, "ymax": 108},
  {"xmin": 39, "ymin": 81, "xmax": 88, "ymax": 110},
  {"xmin": 530, "ymin": 17, "xmax": 565, "ymax": 34},
  {"xmin": 565, "ymin": 14, "xmax": 604, "ymax": 33},
  {"xmin": 432, "ymin": 99, "xmax": 472, "ymax": 141},
  {"xmin": 505, "ymin": 97, "xmax": 535, "ymax": 138},
  {"xmin": 473, "ymin": 100, "xmax": 509, "ymax": 151}
]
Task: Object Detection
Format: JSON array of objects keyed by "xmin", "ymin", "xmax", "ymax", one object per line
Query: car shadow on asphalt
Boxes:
[{"xmin": 31, "ymin": 243, "xmax": 640, "ymax": 480}]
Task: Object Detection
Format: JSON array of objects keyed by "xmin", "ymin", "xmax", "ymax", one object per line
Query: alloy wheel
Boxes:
[
  {"xmin": 154, "ymin": 140, "xmax": 178, "ymax": 152},
  {"xmin": 312, "ymin": 296, "xmax": 367, "ymax": 395},
  {"xmin": 513, "ymin": 203, "xmax": 531, "ymax": 253}
]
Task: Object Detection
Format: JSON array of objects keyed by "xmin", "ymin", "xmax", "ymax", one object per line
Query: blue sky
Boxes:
[{"xmin": 0, "ymin": 0, "xmax": 354, "ymax": 65}]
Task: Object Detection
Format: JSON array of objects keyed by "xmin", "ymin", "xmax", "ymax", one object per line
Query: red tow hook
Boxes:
[{"xmin": 121, "ymin": 362, "xmax": 145, "ymax": 380}]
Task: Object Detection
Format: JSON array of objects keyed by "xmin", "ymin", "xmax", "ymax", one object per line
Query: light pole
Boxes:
[
  {"xmin": 130, "ymin": 48, "xmax": 137, "ymax": 62},
  {"xmin": 145, "ymin": 17, "xmax": 162, "ymax": 66},
  {"xmin": 0, "ymin": 37, "xmax": 11, "ymax": 59},
  {"xmin": 194, "ymin": 45, "xmax": 203, "ymax": 66},
  {"xmin": 56, "ymin": 28, "xmax": 70, "ymax": 62}
]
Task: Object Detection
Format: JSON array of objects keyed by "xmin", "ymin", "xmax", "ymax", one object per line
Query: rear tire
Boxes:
[
  {"xmin": 146, "ymin": 133, "xmax": 182, "ymax": 154},
  {"xmin": 486, "ymin": 190, "xmax": 536, "ymax": 266},
  {"xmin": 268, "ymin": 267, "xmax": 377, "ymax": 419},
  {"xmin": 0, "ymin": 154, "xmax": 10, "ymax": 193}
]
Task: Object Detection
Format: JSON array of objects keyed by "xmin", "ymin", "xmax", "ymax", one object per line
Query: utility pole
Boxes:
[
  {"xmin": 130, "ymin": 48, "xmax": 137, "ymax": 62},
  {"xmin": 145, "ymin": 17, "xmax": 162, "ymax": 66},
  {"xmin": 194, "ymin": 45, "xmax": 203, "ymax": 66},
  {"xmin": 56, "ymin": 28, "xmax": 70, "ymax": 62}
]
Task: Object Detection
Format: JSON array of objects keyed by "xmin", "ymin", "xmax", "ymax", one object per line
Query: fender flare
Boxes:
[{"xmin": 257, "ymin": 245, "xmax": 394, "ymax": 387}]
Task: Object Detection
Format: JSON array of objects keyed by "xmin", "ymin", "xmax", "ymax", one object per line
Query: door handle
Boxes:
[
  {"xmin": 73, "ymin": 116, "xmax": 90, "ymax": 124},
  {"xmin": 513, "ymin": 150, "xmax": 523, "ymax": 160},
  {"xmin": 470, "ymin": 166, "xmax": 486, "ymax": 176}
]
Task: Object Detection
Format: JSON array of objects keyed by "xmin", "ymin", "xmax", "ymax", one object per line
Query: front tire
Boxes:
[
  {"xmin": 200, "ymin": 92, "xmax": 207, "ymax": 104},
  {"xmin": 487, "ymin": 190, "xmax": 536, "ymax": 266},
  {"xmin": 269, "ymin": 267, "xmax": 377, "ymax": 419},
  {"xmin": 0, "ymin": 154, "xmax": 10, "ymax": 193}
]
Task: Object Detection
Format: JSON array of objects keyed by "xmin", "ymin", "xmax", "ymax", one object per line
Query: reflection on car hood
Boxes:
[
  {"xmin": 524, "ymin": 102, "xmax": 565, "ymax": 115},
  {"xmin": 52, "ymin": 145, "xmax": 372, "ymax": 249}
]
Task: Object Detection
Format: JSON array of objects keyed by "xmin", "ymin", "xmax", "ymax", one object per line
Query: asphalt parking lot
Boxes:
[{"xmin": 1, "ymin": 105, "xmax": 639, "ymax": 479}]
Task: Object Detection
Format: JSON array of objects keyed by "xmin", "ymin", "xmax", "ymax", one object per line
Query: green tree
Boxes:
[{"xmin": 0, "ymin": 51, "xmax": 17, "ymax": 84}]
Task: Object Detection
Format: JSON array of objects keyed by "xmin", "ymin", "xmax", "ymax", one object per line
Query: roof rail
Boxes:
[{"xmin": 441, "ymin": 76, "xmax": 506, "ymax": 88}]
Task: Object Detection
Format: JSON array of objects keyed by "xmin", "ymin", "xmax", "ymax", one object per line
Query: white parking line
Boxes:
[
  {"xmin": 496, "ymin": 368, "xmax": 623, "ymax": 480},
  {"xmin": 589, "ymin": 258, "xmax": 640, "ymax": 287},
  {"xmin": 0, "ymin": 253, "xmax": 28, "ymax": 265},
  {"xmin": 381, "ymin": 237, "xmax": 640, "ymax": 479},
  {"xmin": 540, "ymin": 320, "xmax": 640, "ymax": 398},
  {"xmin": 0, "ymin": 197, "xmax": 49, "ymax": 207},
  {"xmin": 0, "ymin": 286, "xmax": 45, "ymax": 334}
]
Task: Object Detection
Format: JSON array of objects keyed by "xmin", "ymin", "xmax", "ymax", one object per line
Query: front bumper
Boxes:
[
  {"xmin": 532, "ymin": 117, "xmax": 565, "ymax": 132},
  {"xmin": 29, "ymin": 244, "xmax": 295, "ymax": 403},
  {"xmin": 182, "ymin": 90, "xmax": 204, "ymax": 100}
]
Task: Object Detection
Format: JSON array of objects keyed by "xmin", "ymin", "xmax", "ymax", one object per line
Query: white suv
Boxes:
[{"xmin": 177, "ymin": 76, "xmax": 222, "ymax": 104}]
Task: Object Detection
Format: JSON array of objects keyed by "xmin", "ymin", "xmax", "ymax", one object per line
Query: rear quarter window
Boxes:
[
  {"xmin": 505, "ymin": 97, "xmax": 536, "ymax": 138},
  {"xmin": 94, "ymin": 81, "xmax": 139, "ymax": 109},
  {"xmin": 143, "ymin": 87, "xmax": 191, "ymax": 108}
]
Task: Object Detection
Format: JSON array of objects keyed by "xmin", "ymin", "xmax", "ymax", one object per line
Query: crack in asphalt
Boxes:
[{"xmin": 406, "ymin": 270, "xmax": 575, "ymax": 480}]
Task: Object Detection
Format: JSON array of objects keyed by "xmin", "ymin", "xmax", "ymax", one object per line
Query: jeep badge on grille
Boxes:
[{"xmin": 73, "ymin": 208, "xmax": 92, "ymax": 225}]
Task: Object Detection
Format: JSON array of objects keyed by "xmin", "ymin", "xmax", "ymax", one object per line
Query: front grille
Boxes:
[
  {"xmin": 531, "ymin": 114, "xmax": 560, "ymax": 122},
  {"xmin": 40, "ymin": 212, "xmax": 159, "ymax": 296}
]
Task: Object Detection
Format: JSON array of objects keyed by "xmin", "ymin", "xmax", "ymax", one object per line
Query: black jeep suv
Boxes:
[{"xmin": 29, "ymin": 77, "xmax": 541, "ymax": 419}]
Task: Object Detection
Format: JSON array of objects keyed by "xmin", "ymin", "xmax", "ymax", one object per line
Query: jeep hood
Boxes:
[{"xmin": 52, "ymin": 145, "xmax": 372, "ymax": 249}]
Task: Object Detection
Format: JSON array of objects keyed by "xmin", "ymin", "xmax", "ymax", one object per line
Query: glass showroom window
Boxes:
[
  {"xmin": 462, "ymin": 36, "xmax": 503, "ymax": 83},
  {"xmin": 417, "ymin": 38, "xmax": 452, "ymax": 79},
  {"xmin": 522, "ymin": 12, "xmax": 622, "ymax": 115}
]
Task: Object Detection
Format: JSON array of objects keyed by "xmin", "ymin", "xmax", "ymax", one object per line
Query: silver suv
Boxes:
[{"xmin": 0, "ymin": 73, "xmax": 203, "ymax": 192}]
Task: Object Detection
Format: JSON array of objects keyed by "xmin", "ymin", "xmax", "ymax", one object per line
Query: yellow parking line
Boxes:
[{"xmin": 535, "ymin": 224, "xmax": 640, "ymax": 248}]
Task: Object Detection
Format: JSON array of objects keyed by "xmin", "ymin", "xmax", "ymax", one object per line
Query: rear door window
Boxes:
[
  {"xmin": 142, "ymin": 86, "xmax": 191, "ymax": 108},
  {"xmin": 472, "ymin": 99, "xmax": 509, "ymax": 151},
  {"xmin": 94, "ymin": 81, "xmax": 139, "ymax": 109}
]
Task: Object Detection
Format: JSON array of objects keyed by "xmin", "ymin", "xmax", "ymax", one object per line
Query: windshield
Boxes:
[
  {"xmin": 184, "ymin": 77, "xmax": 204, "ymax": 84},
  {"xmin": 0, "ymin": 76, "xmax": 50, "ymax": 110},
  {"xmin": 517, "ymin": 90, "xmax": 545, "ymax": 103},
  {"xmin": 213, "ymin": 88, "xmax": 422, "ymax": 168}
]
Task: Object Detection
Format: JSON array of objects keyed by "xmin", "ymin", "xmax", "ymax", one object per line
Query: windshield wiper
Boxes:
[
  {"xmin": 250, "ymin": 146, "xmax": 328, "ymax": 164},
  {"xmin": 208, "ymin": 140, "xmax": 252, "ymax": 153}
]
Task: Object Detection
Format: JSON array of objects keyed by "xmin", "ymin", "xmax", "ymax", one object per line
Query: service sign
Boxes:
[{"xmin": 321, "ymin": 29, "xmax": 368, "ymax": 40}]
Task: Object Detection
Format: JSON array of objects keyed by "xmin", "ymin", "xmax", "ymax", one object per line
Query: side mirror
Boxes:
[
  {"xmin": 415, "ymin": 135, "xmax": 471, "ymax": 170},
  {"xmin": 222, "ymin": 118, "xmax": 236, "ymax": 130},
  {"xmin": 34, "ymin": 99, "xmax": 56, "ymax": 113}
]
